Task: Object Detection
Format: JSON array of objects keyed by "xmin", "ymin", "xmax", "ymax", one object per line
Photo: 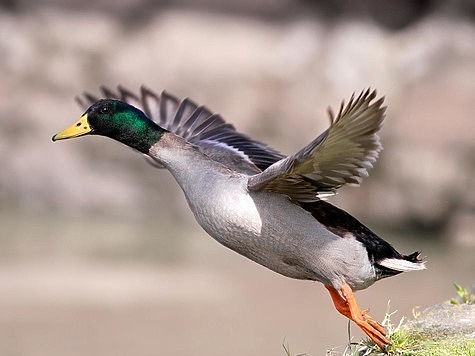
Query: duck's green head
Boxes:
[{"xmin": 52, "ymin": 99, "xmax": 165, "ymax": 153}]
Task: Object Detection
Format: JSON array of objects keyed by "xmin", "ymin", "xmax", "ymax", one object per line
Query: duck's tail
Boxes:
[{"xmin": 378, "ymin": 251, "xmax": 426, "ymax": 272}]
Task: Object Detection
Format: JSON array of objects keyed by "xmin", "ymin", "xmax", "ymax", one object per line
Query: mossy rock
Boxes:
[{"xmin": 356, "ymin": 303, "xmax": 475, "ymax": 355}]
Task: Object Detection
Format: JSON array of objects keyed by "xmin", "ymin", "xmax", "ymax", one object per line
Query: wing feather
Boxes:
[{"xmin": 248, "ymin": 89, "xmax": 386, "ymax": 202}]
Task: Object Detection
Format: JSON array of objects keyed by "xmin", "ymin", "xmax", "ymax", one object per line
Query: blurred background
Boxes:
[{"xmin": 1, "ymin": 0, "xmax": 474, "ymax": 355}]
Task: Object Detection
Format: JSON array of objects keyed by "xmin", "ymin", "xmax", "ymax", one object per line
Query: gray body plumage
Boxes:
[{"xmin": 151, "ymin": 134, "xmax": 376, "ymax": 291}]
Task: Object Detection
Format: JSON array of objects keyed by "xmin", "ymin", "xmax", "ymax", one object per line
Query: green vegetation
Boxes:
[
  {"xmin": 447, "ymin": 283, "xmax": 475, "ymax": 305},
  {"xmin": 282, "ymin": 340, "xmax": 308, "ymax": 356},
  {"xmin": 356, "ymin": 328, "xmax": 475, "ymax": 356},
  {"xmin": 353, "ymin": 284, "xmax": 475, "ymax": 356}
]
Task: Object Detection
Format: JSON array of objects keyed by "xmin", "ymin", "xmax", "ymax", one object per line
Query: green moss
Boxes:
[
  {"xmin": 350, "ymin": 285, "xmax": 475, "ymax": 355},
  {"xmin": 353, "ymin": 305, "xmax": 475, "ymax": 355},
  {"xmin": 356, "ymin": 329, "xmax": 475, "ymax": 356}
]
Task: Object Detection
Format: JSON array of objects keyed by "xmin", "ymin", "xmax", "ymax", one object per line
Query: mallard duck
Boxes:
[{"xmin": 52, "ymin": 86, "xmax": 425, "ymax": 349}]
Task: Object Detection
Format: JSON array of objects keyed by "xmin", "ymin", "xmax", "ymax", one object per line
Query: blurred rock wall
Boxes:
[{"xmin": 1, "ymin": 0, "xmax": 474, "ymax": 244}]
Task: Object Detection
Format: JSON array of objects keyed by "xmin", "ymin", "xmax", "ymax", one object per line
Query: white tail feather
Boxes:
[{"xmin": 378, "ymin": 258, "xmax": 426, "ymax": 272}]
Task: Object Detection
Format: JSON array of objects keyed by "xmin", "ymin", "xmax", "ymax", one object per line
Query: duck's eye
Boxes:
[{"xmin": 100, "ymin": 106, "xmax": 110, "ymax": 114}]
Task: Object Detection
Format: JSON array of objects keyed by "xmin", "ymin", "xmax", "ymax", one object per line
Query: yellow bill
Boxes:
[{"xmin": 52, "ymin": 114, "xmax": 91, "ymax": 141}]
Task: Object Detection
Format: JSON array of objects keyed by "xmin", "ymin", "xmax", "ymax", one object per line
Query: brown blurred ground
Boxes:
[{"xmin": 0, "ymin": 1, "xmax": 474, "ymax": 355}]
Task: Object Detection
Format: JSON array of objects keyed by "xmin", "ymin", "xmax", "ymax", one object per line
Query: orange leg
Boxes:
[{"xmin": 325, "ymin": 283, "xmax": 390, "ymax": 350}]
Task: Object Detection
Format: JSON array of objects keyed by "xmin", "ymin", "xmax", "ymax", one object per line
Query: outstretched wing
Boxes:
[
  {"xmin": 76, "ymin": 85, "xmax": 285, "ymax": 172},
  {"xmin": 248, "ymin": 89, "xmax": 386, "ymax": 202}
]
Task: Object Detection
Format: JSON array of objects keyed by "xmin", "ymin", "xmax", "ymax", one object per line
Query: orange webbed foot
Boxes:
[{"xmin": 325, "ymin": 283, "xmax": 390, "ymax": 350}]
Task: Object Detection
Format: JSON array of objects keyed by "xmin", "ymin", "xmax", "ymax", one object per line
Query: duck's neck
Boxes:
[{"xmin": 148, "ymin": 132, "xmax": 231, "ymax": 191}]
